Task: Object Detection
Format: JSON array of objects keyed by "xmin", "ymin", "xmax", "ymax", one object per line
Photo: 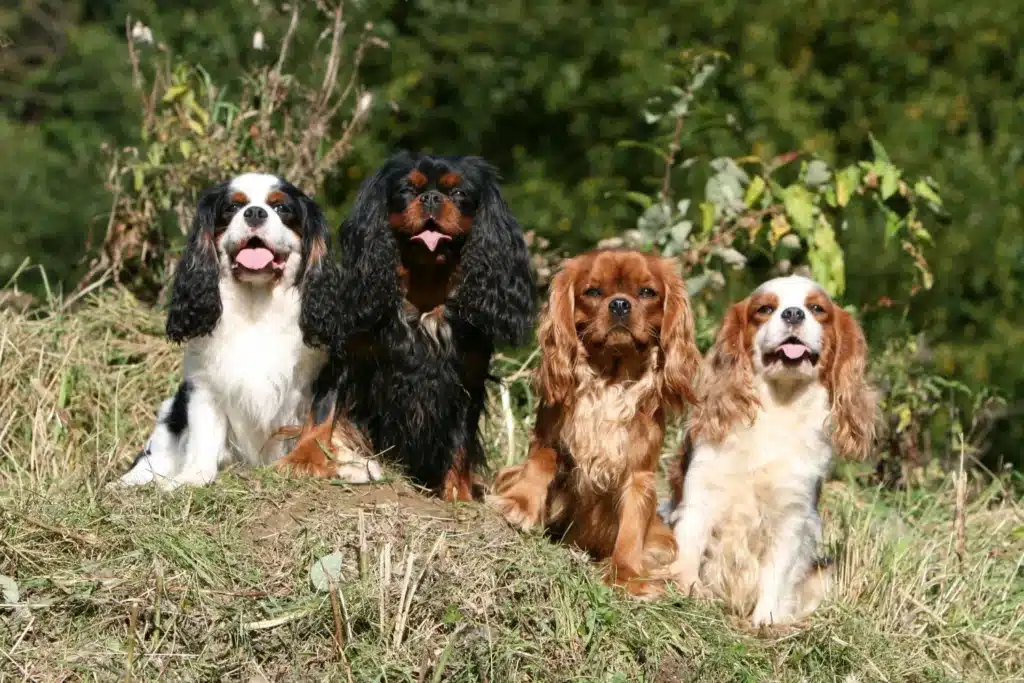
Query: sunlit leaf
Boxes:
[
  {"xmin": 744, "ymin": 175, "xmax": 766, "ymax": 207},
  {"xmin": 699, "ymin": 202, "xmax": 715, "ymax": 234},
  {"xmin": 808, "ymin": 216, "xmax": 845, "ymax": 296},
  {"xmin": 869, "ymin": 133, "xmax": 891, "ymax": 164},
  {"xmin": 835, "ymin": 166, "xmax": 860, "ymax": 207},
  {"xmin": 782, "ymin": 185, "xmax": 815, "ymax": 235},
  {"xmin": 769, "ymin": 213, "xmax": 790, "ymax": 248}
]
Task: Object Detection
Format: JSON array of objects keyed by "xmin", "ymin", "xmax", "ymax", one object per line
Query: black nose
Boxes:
[
  {"xmin": 420, "ymin": 190, "xmax": 442, "ymax": 214},
  {"xmin": 781, "ymin": 307, "xmax": 805, "ymax": 324},
  {"xmin": 243, "ymin": 206, "xmax": 268, "ymax": 227},
  {"xmin": 608, "ymin": 297, "xmax": 632, "ymax": 317}
]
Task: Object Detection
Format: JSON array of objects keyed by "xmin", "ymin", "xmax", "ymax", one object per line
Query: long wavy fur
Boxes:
[
  {"xmin": 324, "ymin": 152, "xmax": 536, "ymax": 489},
  {"xmin": 166, "ymin": 184, "xmax": 227, "ymax": 343}
]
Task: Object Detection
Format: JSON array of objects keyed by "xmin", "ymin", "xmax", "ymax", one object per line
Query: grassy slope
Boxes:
[{"xmin": 0, "ymin": 292, "xmax": 1021, "ymax": 682}]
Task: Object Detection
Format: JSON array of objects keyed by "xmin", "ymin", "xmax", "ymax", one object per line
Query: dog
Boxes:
[
  {"xmin": 488, "ymin": 249, "xmax": 700, "ymax": 596},
  {"xmin": 664, "ymin": 275, "xmax": 877, "ymax": 625},
  {"xmin": 276, "ymin": 152, "xmax": 535, "ymax": 500},
  {"xmin": 116, "ymin": 173, "xmax": 341, "ymax": 489}
]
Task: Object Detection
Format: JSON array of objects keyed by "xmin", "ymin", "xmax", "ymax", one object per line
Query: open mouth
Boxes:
[
  {"xmin": 409, "ymin": 219, "xmax": 453, "ymax": 253},
  {"xmin": 765, "ymin": 336, "xmax": 819, "ymax": 366},
  {"xmin": 232, "ymin": 237, "xmax": 287, "ymax": 274}
]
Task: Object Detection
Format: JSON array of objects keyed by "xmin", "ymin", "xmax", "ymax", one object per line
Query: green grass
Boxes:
[{"xmin": 1, "ymin": 292, "xmax": 1021, "ymax": 682}]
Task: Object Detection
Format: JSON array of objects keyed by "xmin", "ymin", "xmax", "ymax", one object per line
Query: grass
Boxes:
[{"xmin": 0, "ymin": 291, "xmax": 1021, "ymax": 682}]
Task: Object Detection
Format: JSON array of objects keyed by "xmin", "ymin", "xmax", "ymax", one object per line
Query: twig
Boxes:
[
  {"xmin": 328, "ymin": 581, "xmax": 354, "ymax": 682},
  {"xmin": 499, "ymin": 383, "xmax": 516, "ymax": 466},
  {"xmin": 954, "ymin": 432, "xmax": 967, "ymax": 565},
  {"xmin": 393, "ymin": 534, "xmax": 446, "ymax": 648},
  {"xmin": 358, "ymin": 508, "xmax": 368, "ymax": 579},
  {"xmin": 660, "ymin": 113, "xmax": 685, "ymax": 204},
  {"xmin": 392, "ymin": 551, "xmax": 417, "ymax": 648},
  {"xmin": 242, "ymin": 608, "xmax": 312, "ymax": 631}
]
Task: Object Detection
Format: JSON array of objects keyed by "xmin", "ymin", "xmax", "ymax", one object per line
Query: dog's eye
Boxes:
[
  {"xmin": 757, "ymin": 304, "xmax": 775, "ymax": 316},
  {"xmin": 273, "ymin": 204, "xmax": 291, "ymax": 215},
  {"xmin": 450, "ymin": 188, "xmax": 466, "ymax": 200},
  {"xmin": 224, "ymin": 203, "xmax": 242, "ymax": 215},
  {"xmin": 808, "ymin": 303, "xmax": 826, "ymax": 314},
  {"xmin": 584, "ymin": 287, "xmax": 602, "ymax": 297},
  {"xmin": 638, "ymin": 287, "xmax": 657, "ymax": 299}
]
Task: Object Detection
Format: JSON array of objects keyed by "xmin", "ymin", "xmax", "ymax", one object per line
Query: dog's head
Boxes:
[
  {"xmin": 690, "ymin": 275, "xmax": 877, "ymax": 457},
  {"xmin": 165, "ymin": 173, "xmax": 336, "ymax": 347},
  {"xmin": 537, "ymin": 249, "xmax": 699, "ymax": 410}
]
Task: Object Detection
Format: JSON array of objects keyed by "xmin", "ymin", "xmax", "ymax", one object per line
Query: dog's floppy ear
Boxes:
[
  {"xmin": 447, "ymin": 160, "xmax": 536, "ymax": 346},
  {"xmin": 334, "ymin": 158, "xmax": 406, "ymax": 345},
  {"xmin": 686, "ymin": 298, "xmax": 759, "ymax": 445},
  {"xmin": 536, "ymin": 261, "xmax": 579, "ymax": 406},
  {"xmin": 822, "ymin": 306, "xmax": 879, "ymax": 459},
  {"xmin": 166, "ymin": 184, "xmax": 226, "ymax": 343},
  {"xmin": 295, "ymin": 192, "xmax": 342, "ymax": 350},
  {"xmin": 657, "ymin": 258, "xmax": 700, "ymax": 410}
]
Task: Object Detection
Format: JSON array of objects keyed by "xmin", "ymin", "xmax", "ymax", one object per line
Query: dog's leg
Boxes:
[
  {"xmin": 440, "ymin": 449, "xmax": 475, "ymax": 502},
  {"xmin": 668, "ymin": 471, "xmax": 718, "ymax": 598},
  {"xmin": 158, "ymin": 385, "xmax": 227, "ymax": 489},
  {"xmin": 487, "ymin": 445, "xmax": 557, "ymax": 530},
  {"xmin": 117, "ymin": 397, "xmax": 181, "ymax": 487},
  {"xmin": 750, "ymin": 512, "xmax": 807, "ymax": 626},
  {"xmin": 608, "ymin": 471, "xmax": 666, "ymax": 598}
]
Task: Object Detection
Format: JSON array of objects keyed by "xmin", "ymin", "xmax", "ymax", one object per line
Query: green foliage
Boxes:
[{"xmin": 2, "ymin": 0, "xmax": 1021, "ymax": 464}]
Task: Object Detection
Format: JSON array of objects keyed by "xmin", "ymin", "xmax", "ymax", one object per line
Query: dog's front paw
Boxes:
[
  {"xmin": 486, "ymin": 492, "xmax": 542, "ymax": 531},
  {"xmin": 333, "ymin": 456, "xmax": 384, "ymax": 484}
]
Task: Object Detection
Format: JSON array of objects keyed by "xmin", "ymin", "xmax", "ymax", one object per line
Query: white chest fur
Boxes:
[
  {"xmin": 693, "ymin": 378, "xmax": 832, "ymax": 508},
  {"xmin": 183, "ymin": 279, "xmax": 326, "ymax": 465}
]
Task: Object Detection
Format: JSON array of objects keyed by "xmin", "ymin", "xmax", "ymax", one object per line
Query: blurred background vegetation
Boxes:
[{"xmin": 1, "ymin": 0, "xmax": 1020, "ymax": 471}]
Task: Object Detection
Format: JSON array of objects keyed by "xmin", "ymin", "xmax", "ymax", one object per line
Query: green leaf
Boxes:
[
  {"xmin": 179, "ymin": 140, "xmax": 193, "ymax": 160},
  {"xmin": 744, "ymin": 175, "xmax": 766, "ymax": 207},
  {"xmin": 835, "ymin": 166, "xmax": 860, "ymax": 207},
  {"xmin": 132, "ymin": 168, "xmax": 144, "ymax": 192},
  {"xmin": 879, "ymin": 163, "xmax": 900, "ymax": 199},
  {"xmin": 808, "ymin": 216, "xmax": 845, "ymax": 297},
  {"xmin": 913, "ymin": 178, "xmax": 943, "ymax": 207},
  {"xmin": 699, "ymin": 202, "xmax": 715, "ymax": 234},
  {"xmin": 782, "ymin": 185, "xmax": 815, "ymax": 235},
  {"xmin": 869, "ymin": 133, "xmax": 891, "ymax": 164},
  {"xmin": 310, "ymin": 551, "xmax": 345, "ymax": 592},
  {"xmin": 623, "ymin": 191, "xmax": 653, "ymax": 210},
  {"xmin": 162, "ymin": 84, "xmax": 190, "ymax": 103},
  {"xmin": 884, "ymin": 210, "xmax": 902, "ymax": 243}
]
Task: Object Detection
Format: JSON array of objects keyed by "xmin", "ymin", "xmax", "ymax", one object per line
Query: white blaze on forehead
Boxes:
[
  {"xmin": 229, "ymin": 173, "xmax": 284, "ymax": 203},
  {"xmin": 755, "ymin": 275, "xmax": 827, "ymax": 309}
]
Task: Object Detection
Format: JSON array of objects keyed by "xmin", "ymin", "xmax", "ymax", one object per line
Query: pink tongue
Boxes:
[
  {"xmin": 235, "ymin": 247, "xmax": 275, "ymax": 270},
  {"xmin": 779, "ymin": 343, "xmax": 808, "ymax": 360},
  {"xmin": 411, "ymin": 230, "xmax": 452, "ymax": 252}
]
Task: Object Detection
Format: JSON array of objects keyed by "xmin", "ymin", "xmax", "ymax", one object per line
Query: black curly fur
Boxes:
[
  {"xmin": 322, "ymin": 152, "xmax": 537, "ymax": 489},
  {"xmin": 166, "ymin": 184, "xmax": 227, "ymax": 342},
  {"xmin": 293, "ymin": 189, "xmax": 343, "ymax": 350}
]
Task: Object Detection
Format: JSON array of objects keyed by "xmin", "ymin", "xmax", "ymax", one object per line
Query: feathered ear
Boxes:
[
  {"xmin": 296, "ymin": 194, "xmax": 342, "ymax": 350},
  {"xmin": 822, "ymin": 306, "xmax": 878, "ymax": 459},
  {"xmin": 687, "ymin": 299, "xmax": 759, "ymax": 445},
  {"xmin": 656, "ymin": 258, "xmax": 700, "ymax": 411},
  {"xmin": 166, "ymin": 185, "xmax": 225, "ymax": 343},
  {"xmin": 334, "ymin": 162, "xmax": 404, "ymax": 345},
  {"xmin": 535, "ymin": 263, "xmax": 579, "ymax": 406},
  {"xmin": 447, "ymin": 163, "xmax": 536, "ymax": 346}
]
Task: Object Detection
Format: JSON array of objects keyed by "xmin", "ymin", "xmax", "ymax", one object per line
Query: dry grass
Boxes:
[{"xmin": 1, "ymin": 292, "xmax": 1022, "ymax": 682}]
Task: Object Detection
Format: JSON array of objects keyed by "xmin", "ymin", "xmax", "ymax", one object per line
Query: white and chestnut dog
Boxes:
[
  {"xmin": 664, "ymin": 275, "xmax": 877, "ymax": 626},
  {"xmin": 115, "ymin": 172, "xmax": 358, "ymax": 489}
]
